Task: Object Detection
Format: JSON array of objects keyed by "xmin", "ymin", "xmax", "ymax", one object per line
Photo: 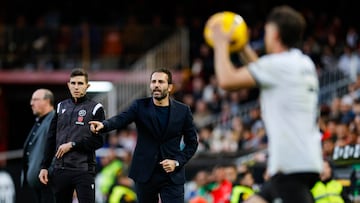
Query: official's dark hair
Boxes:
[
  {"xmin": 267, "ymin": 5, "xmax": 306, "ymax": 48},
  {"xmin": 151, "ymin": 68, "xmax": 173, "ymax": 84},
  {"xmin": 70, "ymin": 68, "xmax": 89, "ymax": 83}
]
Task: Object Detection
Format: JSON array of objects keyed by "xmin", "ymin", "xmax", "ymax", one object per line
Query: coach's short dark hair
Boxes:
[{"xmin": 151, "ymin": 68, "xmax": 173, "ymax": 84}]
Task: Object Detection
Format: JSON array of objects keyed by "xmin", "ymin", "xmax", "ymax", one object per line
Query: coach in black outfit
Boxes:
[{"xmin": 89, "ymin": 68, "xmax": 199, "ymax": 203}]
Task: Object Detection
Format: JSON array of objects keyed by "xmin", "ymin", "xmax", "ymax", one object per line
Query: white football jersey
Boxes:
[{"xmin": 248, "ymin": 48, "xmax": 323, "ymax": 176}]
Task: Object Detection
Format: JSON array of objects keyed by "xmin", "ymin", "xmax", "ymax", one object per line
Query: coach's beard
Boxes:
[{"xmin": 152, "ymin": 91, "xmax": 168, "ymax": 101}]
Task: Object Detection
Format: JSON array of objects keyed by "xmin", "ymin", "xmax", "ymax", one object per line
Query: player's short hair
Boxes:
[{"xmin": 267, "ymin": 5, "xmax": 306, "ymax": 48}]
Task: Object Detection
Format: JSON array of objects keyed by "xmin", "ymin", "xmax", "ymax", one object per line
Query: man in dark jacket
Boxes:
[
  {"xmin": 22, "ymin": 88, "xmax": 55, "ymax": 203},
  {"xmin": 39, "ymin": 68, "xmax": 105, "ymax": 203},
  {"xmin": 89, "ymin": 68, "xmax": 199, "ymax": 203}
]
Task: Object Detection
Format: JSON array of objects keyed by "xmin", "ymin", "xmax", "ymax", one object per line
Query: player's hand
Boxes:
[
  {"xmin": 209, "ymin": 20, "xmax": 233, "ymax": 43},
  {"xmin": 55, "ymin": 142, "xmax": 72, "ymax": 158},
  {"xmin": 159, "ymin": 159, "xmax": 178, "ymax": 173},
  {"xmin": 88, "ymin": 121, "xmax": 104, "ymax": 134},
  {"xmin": 39, "ymin": 169, "xmax": 49, "ymax": 185}
]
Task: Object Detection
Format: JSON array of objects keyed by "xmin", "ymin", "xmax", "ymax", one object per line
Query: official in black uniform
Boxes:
[{"xmin": 39, "ymin": 68, "xmax": 105, "ymax": 203}]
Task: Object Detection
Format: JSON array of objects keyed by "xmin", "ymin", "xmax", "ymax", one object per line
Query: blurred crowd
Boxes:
[
  {"xmin": 2, "ymin": 1, "xmax": 360, "ymax": 202},
  {"xmin": 0, "ymin": 14, "xmax": 175, "ymax": 71}
]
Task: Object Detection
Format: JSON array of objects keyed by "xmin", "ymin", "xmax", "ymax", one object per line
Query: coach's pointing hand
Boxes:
[{"xmin": 89, "ymin": 121, "xmax": 104, "ymax": 134}]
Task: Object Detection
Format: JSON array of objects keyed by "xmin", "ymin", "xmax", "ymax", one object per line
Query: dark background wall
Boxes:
[{"xmin": 1, "ymin": 0, "xmax": 359, "ymax": 28}]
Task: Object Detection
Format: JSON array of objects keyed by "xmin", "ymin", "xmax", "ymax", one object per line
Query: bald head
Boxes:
[{"xmin": 30, "ymin": 89, "xmax": 54, "ymax": 117}]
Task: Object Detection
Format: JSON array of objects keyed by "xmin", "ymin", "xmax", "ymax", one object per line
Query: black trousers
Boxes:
[
  {"xmin": 258, "ymin": 172, "xmax": 319, "ymax": 203},
  {"xmin": 22, "ymin": 183, "xmax": 55, "ymax": 203},
  {"xmin": 135, "ymin": 166, "xmax": 184, "ymax": 203},
  {"xmin": 51, "ymin": 168, "xmax": 95, "ymax": 203},
  {"xmin": 33, "ymin": 184, "xmax": 56, "ymax": 203}
]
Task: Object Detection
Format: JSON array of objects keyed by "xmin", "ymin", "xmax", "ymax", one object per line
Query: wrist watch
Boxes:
[{"xmin": 175, "ymin": 160, "xmax": 179, "ymax": 167}]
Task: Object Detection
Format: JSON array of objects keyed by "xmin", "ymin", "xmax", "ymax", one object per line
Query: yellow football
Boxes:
[{"xmin": 204, "ymin": 11, "xmax": 249, "ymax": 52}]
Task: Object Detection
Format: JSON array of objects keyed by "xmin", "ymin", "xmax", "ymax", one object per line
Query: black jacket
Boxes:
[
  {"xmin": 102, "ymin": 97, "xmax": 198, "ymax": 184},
  {"xmin": 41, "ymin": 96, "xmax": 105, "ymax": 173}
]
